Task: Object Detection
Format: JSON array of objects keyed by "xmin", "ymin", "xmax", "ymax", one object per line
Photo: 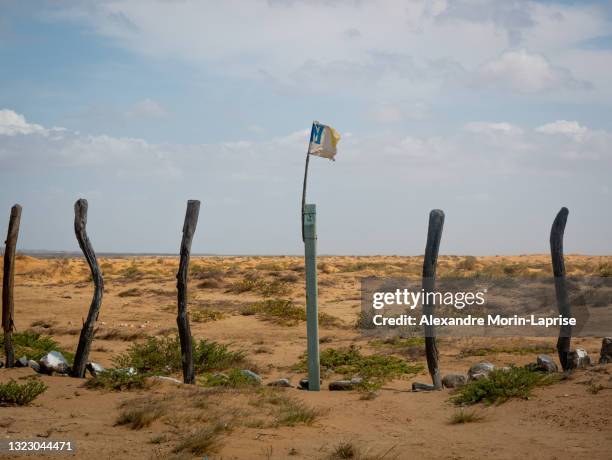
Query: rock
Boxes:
[
  {"xmin": 442, "ymin": 373, "xmax": 468, "ymax": 388},
  {"xmin": 0, "ymin": 361, "xmax": 3, "ymax": 369},
  {"xmin": 28, "ymin": 360, "xmax": 41, "ymax": 373},
  {"xmin": 86, "ymin": 362, "xmax": 106, "ymax": 377},
  {"xmin": 38, "ymin": 351, "xmax": 70, "ymax": 375},
  {"xmin": 567, "ymin": 348, "xmax": 591, "ymax": 370},
  {"xmin": 298, "ymin": 378, "xmax": 322, "ymax": 390},
  {"xmin": 599, "ymin": 337, "xmax": 612, "ymax": 364},
  {"xmin": 15, "ymin": 356, "xmax": 28, "ymax": 368},
  {"xmin": 468, "ymin": 362, "xmax": 495, "ymax": 381},
  {"xmin": 329, "ymin": 380, "xmax": 354, "ymax": 391},
  {"xmin": 150, "ymin": 376, "xmax": 182, "ymax": 384},
  {"xmin": 267, "ymin": 378, "xmax": 292, "ymax": 388},
  {"xmin": 240, "ymin": 369, "xmax": 262, "ymax": 384},
  {"xmin": 412, "ymin": 382, "xmax": 436, "ymax": 392},
  {"xmin": 536, "ymin": 355, "xmax": 558, "ymax": 373}
]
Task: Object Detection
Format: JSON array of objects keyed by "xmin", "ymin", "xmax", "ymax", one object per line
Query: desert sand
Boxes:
[{"xmin": 0, "ymin": 254, "xmax": 611, "ymax": 459}]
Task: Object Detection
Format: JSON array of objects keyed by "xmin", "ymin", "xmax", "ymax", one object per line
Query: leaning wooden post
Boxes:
[
  {"xmin": 70, "ymin": 199, "xmax": 104, "ymax": 377},
  {"xmin": 303, "ymin": 203, "xmax": 320, "ymax": 391},
  {"xmin": 176, "ymin": 200, "xmax": 200, "ymax": 384},
  {"xmin": 422, "ymin": 209, "xmax": 445, "ymax": 389},
  {"xmin": 550, "ymin": 207, "xmax": 571, "ymax": 371},
  {"xmin": 2, "ymin": 204, "xmax": 22, "ymax": 368}
]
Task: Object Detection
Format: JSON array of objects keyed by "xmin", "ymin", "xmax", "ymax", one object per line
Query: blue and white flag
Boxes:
[{"xmin": 308, "ymin": 121, "xmax": 340, "ymax": 161}]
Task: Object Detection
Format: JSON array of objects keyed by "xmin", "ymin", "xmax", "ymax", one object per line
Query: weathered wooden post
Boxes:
[
  {"xmin": 71, "ymin": 199, "xmax": 104, "ymax": 377},
  {"xmin": 422, "ymin": 209, "xmax": 445, "ymax": 389},
  {"xmin": 177, "ymin": 200, "xmax": 200, "ymax": 384},
  {"xmin": 303, "ymin": 203, "xmax": 320, "ymax": 391},
  {"xmin": 550, "ymin": 207, "xmax": 571, "ymax": 371},
  {"xmin": 2, "ymin": 204, "xmax": 22, "ymax": 368}
]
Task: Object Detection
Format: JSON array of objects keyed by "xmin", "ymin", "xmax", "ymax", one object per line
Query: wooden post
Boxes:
[
  {"xmin": 303, "ymin": 203, "xmax": 320, "ymax": 391},
  {"xmin": 2, "ymin": 204, "xmax": 22, "ymax": 368},
  {"xmin": 422, "ymin": 209, "xmax": 445, "ymax": 389},
  {"xmin": 70, "ymin": 199, "xmax": 104, "ymax": 377},
  {"xmin": 550, "ymin": 207, "xmax": 571, "ymax": 371},
  {"xmin": 177, "ymin": 200, "xmax": 200, "ymax": 384}
]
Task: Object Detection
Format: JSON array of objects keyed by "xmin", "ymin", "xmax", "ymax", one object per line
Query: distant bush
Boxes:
[
  {"xmin": 457, "ymin": 256, "xmax": 477, "ymax": 271},
  {"xmin": 0, "ymin": 379, "xmax": 47, "ymax": 406}
]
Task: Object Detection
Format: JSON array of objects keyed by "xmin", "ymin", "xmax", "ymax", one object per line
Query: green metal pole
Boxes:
[{"xmin": 303, "ymin": 203, "xmax": 320, "ymax": 391}]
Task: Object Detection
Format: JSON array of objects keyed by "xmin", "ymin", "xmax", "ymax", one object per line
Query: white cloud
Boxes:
[
  {"xmin": 370, "ymin": 105, "xmax": 403, "ymax": 123},
  {"xmin": 536, "ymin": 120, "xmax": 588, "ymax": 140},
  {"xmin": 476, "ymin": 49, "xmax": 588, "ymax": 93},
  {"xmin": 0, "ymin": 109, "xmax": 48, "ymax": 136},
  {"xmin": 465, "ymin": 121, "xmax": 522, "ymax": 135},
  {"xmin": 125, "ymin": 98, "xmax": 167, "ymax": 119},
  {"xmin": 49, "ymin": 0, "xmax": 611, "ymax": 101}
]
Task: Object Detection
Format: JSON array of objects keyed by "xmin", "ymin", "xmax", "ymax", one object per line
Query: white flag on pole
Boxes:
[{"xmin": 308, "ymin": 121, "xmax": 340, "ymax": 161}]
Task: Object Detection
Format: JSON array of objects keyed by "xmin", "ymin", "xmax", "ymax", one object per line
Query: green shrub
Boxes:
[
  {"xmin": 296, "ymin": 346, "xmax": 423, "ymax": 384},
  {"xmin": 0, "ymin": 379, "xmax": 47, "ymax": 406},
  {"xmin": 0, "ymin": 331, "xmax": 72, "ymax": 362},
  {"xmin": 451, "ymin": 366, "xmax": 559, "ymax": 406},
  {"xmin": 113, "ymin": 335, "xmax": 245, "ymax": 374},
  {"xmin": 85, "ymin": 370, "xmax": 149, "ymax": 391}
]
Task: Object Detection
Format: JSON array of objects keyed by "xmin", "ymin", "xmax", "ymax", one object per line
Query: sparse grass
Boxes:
[
  {"xmin": 330, "ymin": 442, "xmax": 357, "ymax": 459},
  {"xmin": 85, "ymin": 369, "xmax": 149, "ymax": 391},
  {"xmin": 191, "ymin": 309, "xmax": 225, "ymax": 323},
  {"xmin": 173, "ymin": 422, "xmax": 229, "ymax": 455},
  {"xmin": 119, "ymin": 263, "xmax": 143, "ymax": 279},
  {"xmin": 296, "ymin": 346, "xmax": 423, "ymax": 385},
  {"xmin": 199, "ymin": 369, "xmax": 260, "ymax": 388},
  {"xmin": 451, "ymin": 366, "xmax": 560, "ymax": 406},
  {"xmin": 115, "ymin": 403, "xmax": 165, "ymax": 429},
  {"xmin": 254, "ymin": 389, "xmax": 320, "ymax": 427},
  {"xmin": 0, "ymin": 379, "xmax": 47, "ymax": 406},
  {"xmin": 117, "ymin": 288, "xmax": 142, "ymax": 297},
  {"xmin": 113, "ymin": 335, "xmax": 246, "ymax": 374},
  {"xmin": 97, "ymin": 329, "xmax": 147, "ymax": 341},
  {"xmin": 449, "ymin": 409, "xmax": 484, "ymax": 424},
  {"xmin": 370, "ymin": 337, "xmax": 425, "ymax": 348},
  {"xmin": 197, "ymin": 279, "xmax": 223, "ymax": 289},
  {"xmin": 243, "ymin": 298, "xmax": 341, "ymax": 327},
  {"xmin": 456, "ymin": 256, "xmax": 477, "ymax": 271},
  {"xmin": 458, "ymin": 344, "xmax": 555, "ymax": 357},
  {"xmin": 227, "ymin": 278, "xmax": 291, "ymax": 297}
]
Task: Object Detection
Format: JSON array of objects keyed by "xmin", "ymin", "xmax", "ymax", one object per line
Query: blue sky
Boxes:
[{"xmin": 1, "ymin": 0, "xmax": 611, "ymax": 255}]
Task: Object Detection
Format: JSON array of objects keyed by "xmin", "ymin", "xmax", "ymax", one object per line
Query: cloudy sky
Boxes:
[{"xmin": 1, "ymin": 0, "xmax": 611, "ymax": 255}]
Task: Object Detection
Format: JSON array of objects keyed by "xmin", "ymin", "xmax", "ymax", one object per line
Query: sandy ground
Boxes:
[{"xmin": 0, "ymin": 254, "xmax": 611, "ymax": 459}]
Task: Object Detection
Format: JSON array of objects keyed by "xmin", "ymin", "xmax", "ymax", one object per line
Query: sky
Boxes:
[{"xmin": 1, "ymin": 0, "xmax": 611, "ymax": 255}]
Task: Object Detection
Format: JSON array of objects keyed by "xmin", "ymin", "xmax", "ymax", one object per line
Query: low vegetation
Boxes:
[
  {"xmin": 449, "ymin": 409, "xmax": 484, "ymax": 424},
  {"xmin": 1, "ymin": 331, "xmax": 73, "ymax": 362},
  {"xmin": 112, "ymin": 335, "xmax": 246, "ymax": 375},
  {"xmin": 459, "ymin": 344, "xmax": 555, "ymax": 357},
  {"xmin": 85, "ymin": 370, "xmax": 149, "ymax": 391},
  {"xmin": 243, "ymin": 298, "xmax": 341, "ymax": 327},
  {"xmin": 190, "ymin": 309, "xmax": 225, "ymax": 323},
  {"xmin": 116, "ymin": 402, "xmax": 165, "ymax": 429},
  {"xmin": 173, "ymin": 422, "xmax": 229, "ymax": 455},
  {"xmin": 296, "ymin": 346, "xmax": 423, "ymax": 388},
  {"xmin": 227, "ymin": 278, "xmax": 291, "ymax": 297},
  {"xmin": 0, "ymin": 379, "xmax": 47, "ymax": 406},
  {"xmin": 199, "ymin": 369, "xmax": 260, "ymax": 388},
  {"xmin": 451, "ymin": 366, "xmax": 560, "ymax": 405}
]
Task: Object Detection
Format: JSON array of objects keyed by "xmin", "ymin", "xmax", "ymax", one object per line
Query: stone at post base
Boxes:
[
  {"xmin": 86, "ymin": 362, "xmax": 106, "ymax": 377},
  {"xmin": 38, "ymin": 351, "xmax": 70, "ymax": 375},
  {"xmin": 468, "ymin": 362, "xmax": 495, "ymax": 381},
  {"xmin": 412, "ymin": 382, "xmax": 436, "ymax": 392},
  {"xmin": 442, "ymin": 373, "xmax": 468, "ymax": 388},
  {"xmin": 267, "ymin": 378, "xmax": 292, "ymax": 388},
  {"xmin": 567, "ymin": 348, "xmax": 591, "ymax": 370},
  {"xmin": 536, "ymin": 355, "xmax": 558, "ymax": 373},
  {"xmin": 298, "ymin": 378, "xmax": 322, "ymax": 390},
  {"xmin": 15, "ymin": 356, "xmax": 28, "ymax": 368},
  {"xmin": 599, "ymin": 338, "xmax": 612, "ymax": 364},
  {"xmin": 28, "ymin": 360, "xmax": 41, "ymax": 373}
]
